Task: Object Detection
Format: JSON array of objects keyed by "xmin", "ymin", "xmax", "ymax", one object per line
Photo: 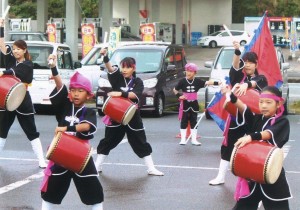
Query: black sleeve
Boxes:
[
  {"xmin": 49, "ymin": 85, "xmax": 70, "ymax": 123},
  {"xmin": 131, "ymin": 77, "xmax": 144, "ymax": 100},
  {"xmin": 77, "ymin": 108, "xmax": 97, "ymax": 140},
  {"xmin": 229, "ymin": 59, "xmax": 244, "ymax": 86},
  {"xmin": 174, "ymin": 78, "xmax": 184, "ymax": 91},
  {"xmin": 107, "ymin": 66, "xmax": 123, "ymax": 89},
  {"xmin": 265, "ymin": 116, "xmax": 290, "ymax": 148},
  {"xmin": 251, "ymin": 75, "xmax": 268, "ymax": 91}
]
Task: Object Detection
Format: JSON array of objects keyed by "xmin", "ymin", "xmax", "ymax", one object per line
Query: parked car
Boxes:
[
  {"xmin": 95, "ymin": 42, "xmax": 187, "ymax": 117},
  {"xmin": 197, "ymin": 30, "xmax": 251, "ymax": 48},
  {"xmin": 0, "ymin": 41, "xmax": 78, "ymax": 107},
  {"xmin": 204, "ymin": 46, "xmax": 290, "ymax": 119},
  {"xmin": 8, "ymin": 31, "xmax": 48, "ymax": 42}
]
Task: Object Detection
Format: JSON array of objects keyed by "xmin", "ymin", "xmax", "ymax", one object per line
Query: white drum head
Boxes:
[
  {"xmin": 5, "ymin": 83, "xmax": 26, "ymax": 111},
  {"xmin": 264, "ymin": 147, "xmax": 284, "ymax": 184},
  {"xmin": 122, "ymin": 105, "xmax": 137, "ymax": 125}
]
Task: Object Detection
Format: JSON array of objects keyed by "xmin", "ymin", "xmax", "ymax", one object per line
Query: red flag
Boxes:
[{"xmin": 244, "ymin": 11, "xmax": 283, "ymax": 87}]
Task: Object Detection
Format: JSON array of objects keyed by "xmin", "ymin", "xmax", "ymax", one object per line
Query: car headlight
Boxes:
[
  {"xmin": 98, "ymin": 78, "xmax": 111, "ymax": 88},
  {"xmin": 143, "ymin": 78, "xmax": 158, "ymax": 88}
]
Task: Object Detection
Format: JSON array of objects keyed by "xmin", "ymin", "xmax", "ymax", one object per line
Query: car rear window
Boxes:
[
  {"xmin": 110, "ymin": 49, "xmax": 163, "ymax": 73},
  {"xmin": 214, "ymin": 48, "xmax": 234, "ymax": 70}
]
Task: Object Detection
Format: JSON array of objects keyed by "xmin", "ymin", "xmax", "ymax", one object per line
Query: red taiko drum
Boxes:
[
  {"xmin": 102, "ymin": 96, "xmax": 137, "ymax": 125},
  {"xmin": 46, "ymin": 132, "xmax": 92, "ymax": 174},
  {"xmin": 0, "ymin": 75, "xmax": 26, "ymax": 111},
  {"xmin": 224, "ymin": 89, "xmax": 260, "ymax": 116},
  {"xmin": 230, "ymin": 141, "xmax": 284, "ymax": 184}
]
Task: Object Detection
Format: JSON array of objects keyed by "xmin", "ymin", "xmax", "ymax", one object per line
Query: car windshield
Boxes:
[
  {"xmin": 29, "ymin": 46, "xmax": 53, "ymax": 69},
  {"xmin": 214, "ymin": 48, "xmax": 235, "ymax": 70},
  {"xmin": 110, "ymin": 49, "xmax": 163, "ymax": 73},
  {"xmin": 81, "ymin": 46, "xmax": 101, "ymax": 65}
]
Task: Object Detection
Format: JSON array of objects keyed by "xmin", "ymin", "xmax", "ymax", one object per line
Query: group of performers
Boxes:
[
  {"xmin": 174, "ymin": 40, "xmax": 292, "ymax": 210},
  {"xmin": 0, "ymin": 14, "xmax": 293, "ymax": 209}
]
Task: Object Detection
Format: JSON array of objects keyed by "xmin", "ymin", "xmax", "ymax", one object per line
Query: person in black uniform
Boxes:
[
  {"xmin": 209, "ymin": 41, "xmax": 268, "ymax": 185},
  {"xmin": 223, "ymin": 85, "xmax": 292, "ymax": 210},
  {"xmin": 94, "ymin": 48, "xmax": 164, "ymax": 176},
  {"xmin": 173, "ymin": 62, "xmax": 220, "ymax": 145},
  {"xmin": 0, "ymin": 18, "xmax": 47, "ymax": 168},
  {"xmin": 41, "ymin": 55, "xmax": 104, "ymax": 210}
]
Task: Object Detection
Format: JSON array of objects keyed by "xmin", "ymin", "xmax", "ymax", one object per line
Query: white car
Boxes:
[
  {"xmin": 204, "ymin": 46, "xmax": 290, "ymax": 119},
  {"xmin": 1, "ymin": 41, "xmax": 77, "ymax": 106},
  {"xmin": 197, "ymin": 30, "xmax": 251, "ymax": 48}
]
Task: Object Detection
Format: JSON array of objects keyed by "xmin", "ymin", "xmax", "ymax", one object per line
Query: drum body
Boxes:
[
  {"xmin": 46, "ymin": 132, "xmax": 92, "ymax": 174},
  {"xmin": 224, "ymin": 89, "xmax": 260, "ymax": 116},
  {"xmin": 0, "ymin": 75, "xmax": 26, "ymax": 111},
  {"xmin": 230, "ymin": 141, "xmax": 284, "ymax": 184},
  {"xmin": 102, "ymin": 96, "xmax": 137, "ymax": 125}
]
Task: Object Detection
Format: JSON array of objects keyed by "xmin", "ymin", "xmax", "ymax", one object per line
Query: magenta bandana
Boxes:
[{"xmin": 260, "ymin": 93, "xmax": 285, "ymax": 125}]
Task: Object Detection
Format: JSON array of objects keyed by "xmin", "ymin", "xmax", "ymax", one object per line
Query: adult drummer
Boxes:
[
  {"xmin": 0, "ymin": 18, "xmax": 47, "ymax": 168},
  {"xmin": 94, "ymin": 48, "xmax": 164, "ymax": 176},
  {"xmin": 209, "ymin": 40, "xmax": 268, "ymax": 186}
]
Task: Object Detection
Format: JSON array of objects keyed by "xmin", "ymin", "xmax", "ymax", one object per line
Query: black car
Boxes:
[{"xmin": 96, "ymin": 42, "xmax": 187, "ymax": 117}]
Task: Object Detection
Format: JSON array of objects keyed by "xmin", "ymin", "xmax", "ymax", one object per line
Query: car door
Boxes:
[{"xmin": 217, "ymin": 31, "xmax": 231, "ymax": 46}]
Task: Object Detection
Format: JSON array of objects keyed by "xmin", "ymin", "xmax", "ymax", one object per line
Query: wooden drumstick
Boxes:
[{"xmin": 2, "ymin": 5, "xmax": 10, "ymax": 19}]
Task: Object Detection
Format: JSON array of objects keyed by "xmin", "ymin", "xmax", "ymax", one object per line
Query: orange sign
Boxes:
[
  {"xmin": 140, "ymin": 23, "xmax": 155, "ymax": 41},
  {"xmin": 81, "ymin": 23, "xmax": 96, "ymax": 57},
  {"xmin": 47, "ymin": 23, "xmax": 56, "ymax": 43}
]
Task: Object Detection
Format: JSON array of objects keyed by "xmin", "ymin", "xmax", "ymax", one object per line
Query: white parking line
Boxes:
[{"xmin": 0, "ymin": 171, "xmax": 44, "ymax": 195}]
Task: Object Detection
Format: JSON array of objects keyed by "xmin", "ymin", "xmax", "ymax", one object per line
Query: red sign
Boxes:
[{"xmin": 81, "ymin": 23, "xmax": 96, "ymax": 57}]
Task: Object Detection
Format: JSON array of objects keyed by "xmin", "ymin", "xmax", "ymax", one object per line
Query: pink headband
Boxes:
[{"xmin": 259, "ymin": 94, "xmax": 284, "ymax": 102}]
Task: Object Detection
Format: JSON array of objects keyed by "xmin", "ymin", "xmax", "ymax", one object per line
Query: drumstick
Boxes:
[
  {"xmin": 2, "ymin": 5, "xmax": 10, "ymax": 19},
  {"xmin": 223, "ymin": 24, "xmax": 234, "ymax": 43}
]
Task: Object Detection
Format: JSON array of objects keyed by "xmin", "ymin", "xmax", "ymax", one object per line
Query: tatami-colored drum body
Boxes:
[
  {"xmin": 46, "ymin": 132, "xmax": 92, "ymax": 174},
  {"xmin": 230, "ymin": 141, "xmax": 284, "ymax": 184},
  {"xmin": 102, "ymin": 96, "xmax": 137, "ymax": 125}
]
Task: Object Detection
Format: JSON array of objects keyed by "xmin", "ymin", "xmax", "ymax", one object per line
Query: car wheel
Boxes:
[
  {"xmin": 283, "ymin": 90, "xmax": 289, "ymax": 115},
  {"xmin": 204, "ymin": 89, "xmax": 212, "ymax": 119},
  {"xmin": 240, "ymin": 40, "xmax": 247, "ymax": 46},
  {"xmin": 153, "ymin": 94, "xmax": 164, "ymax": 117},
  {"xmin": 209, "ymin": 41, "xmax": 217, "ymax": 48}
]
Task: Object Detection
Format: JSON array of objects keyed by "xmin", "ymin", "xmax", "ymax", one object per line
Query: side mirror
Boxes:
[
  {"xmin": 74, "ymin": 61, "xmax": 82, "ymax": 69},
  {"xmin": 167, "ymin": 64, "xmax": 176, "ymax": 71},
  {"xmin": 204, "ymin": 61, "xmax": 213, "ymax": 68},
  {"xmin": 96, "ymin": 58, "xmax": 103, "ymax": 65},
  {"xmin": 282, "ymin": 62, "xmax": 290, "ymax": 71}
]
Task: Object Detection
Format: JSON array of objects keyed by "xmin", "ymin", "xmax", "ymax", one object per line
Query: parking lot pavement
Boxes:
[{"xmin": 184, "ymin": 45, "xmax": 300, "ymax": 82}]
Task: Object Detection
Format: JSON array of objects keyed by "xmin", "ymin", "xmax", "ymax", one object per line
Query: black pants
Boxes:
[
  {"xmin": 232, "ymin": 184, "xmax": 290, "ymax": 210},
  {"xmin": 0, "ymin": 110, "xmax": 39, "ymax": 140},
  {"xmin": 41, "ymin": 158, "xmax": 104, "ymax": 205},
  {"xmin": 180, "ymin": 110, "xmax": 197, "ymax": 129},
  {"xmin": 97, "ymin": 112, "xmax": 152, "ymax": 158}
]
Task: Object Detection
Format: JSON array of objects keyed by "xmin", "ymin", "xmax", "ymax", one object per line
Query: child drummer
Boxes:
[
  {"xmin": 94, "ymin": 48, "xmax": 164, "ymax": 176},
  {"xmin": 40, "ymin": 55, "xmax": 104, "ymax": 210},
  {"xmin": 223, "ymin": 85, "xmax": 292, "ymax": 210},
  {"xmin": 173, "ymin": 63, "xmax": 220, "ymax": 145}
]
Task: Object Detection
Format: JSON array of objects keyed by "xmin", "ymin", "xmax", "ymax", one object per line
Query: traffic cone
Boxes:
[{"xmin": 176, "ymin": 122, "xmax": 200, "ymax": 139}]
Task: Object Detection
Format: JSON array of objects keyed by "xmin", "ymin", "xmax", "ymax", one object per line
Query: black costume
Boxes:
[
  {"xmin": 0, "ymin": 45, "xmax": 39, "ymax": 141},
  {"xmin": 97, "ymin": 67, "xmax": 152, "ymax": 158},
  {"xmin": 233, "ymin": 107, "xmax": 292, "ymax": 210},
  {"xmin": 174, "ymin": 77, "xmax": 206, "ymax": 128},
  {"xmin": 221, "ymin": 59, "xmax": 268, "ymax": 161},
  {"xmin": 41, "ymin": 85, "xmax": 103, "ymax": 205}
]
